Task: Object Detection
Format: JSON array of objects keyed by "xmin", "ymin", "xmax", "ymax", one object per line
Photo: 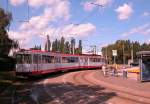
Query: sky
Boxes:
[{"xmin": 0, "ymin": 0, "xmax": 150, "ymax": 53}]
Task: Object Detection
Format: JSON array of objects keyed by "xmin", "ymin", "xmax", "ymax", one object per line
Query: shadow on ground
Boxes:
[
  {"xmin": 0, "ymin": 80, "xmax": 116, "ymax": 104},
  {"xmin": 15, "ymin": 69, "xmax": 97, "ymax": 82}
]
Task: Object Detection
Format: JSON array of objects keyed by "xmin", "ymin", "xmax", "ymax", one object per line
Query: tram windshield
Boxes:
[{"xmin": 16, "ymin": 54, "xmax": 32, "ymax": 64}]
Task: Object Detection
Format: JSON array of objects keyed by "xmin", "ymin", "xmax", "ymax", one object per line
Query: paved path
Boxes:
[
  {"xmin": 0, "ymin": 70, "xmax": 149, "ymax": 104},
  {"xmin": 43, "ymin": 70, "xmax": 150, "ymax": 104},
  {"xmin": 89, "ymin": 70, "xmax": 150, "ymax": 103},
  {"xmin": 94, "ymin": 70, "xmax": 150, "ymax": 92}
]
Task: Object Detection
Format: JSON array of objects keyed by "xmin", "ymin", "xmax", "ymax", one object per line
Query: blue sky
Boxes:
[{"xmin": 0, "ymin": 0, "xmax": 150, "ymax": 52}]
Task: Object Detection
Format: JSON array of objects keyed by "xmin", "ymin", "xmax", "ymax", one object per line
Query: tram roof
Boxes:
[{"xmin": 17, "ymin": 49, "xmax": 102, "ymax": 57}]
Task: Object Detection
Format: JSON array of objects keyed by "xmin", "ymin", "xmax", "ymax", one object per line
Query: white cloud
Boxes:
[
  {"xmin": 115, "ymin": 3, "xmax": 133, "ymax": 20},
  {"xmin": 142, "ymin": 11, "xmax": 150, "ymax": 17},
  {"xmin": 122, "ymin": 24, "xmax": 150, "ymax": 37},
  {"xmin": 19, "ymin": 1, "xmax": 70, "ymax": 30},
  {"xmin": 83, "ymin": 2, "xmax": 95, "ymax": 12},
  {"xmin": 83, "ymin": 0, "xmax": 112, "ymax": 12},
  {"xmin": 10, "ymin": 0, "xmax": 25, "ymax": 6},
  {"xmin": 8, "ymin": 31, "xmax": 32, "ymax": 47},
  {"xmin": 95, "ymin": 0, "xmax": 112, "ymax": 6},
  {"xmin": 9, "ymin": 0, "xmax": 70, "ymax": 47},
  {"xmin": 9, "ymin": 0, "xmax": 96, "ymax": 48},
  {"xmin": 40, "ymin": 23, "xmax": 96, "ymax": 39},
  {"xmin": 146, "ymin": 39, "xmax": 150, "ymax": 44},
  {"xmin": 61, "ymin": 23, "xmax": 96, "ymax": 37},
  {"xmin": 9, "ymin": 23, "xmax": 96, "ymax": 48}
]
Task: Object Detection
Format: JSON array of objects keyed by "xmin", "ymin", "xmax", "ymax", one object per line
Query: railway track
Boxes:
[
  {"xmin": 1, "ymin": 71, "xmax": 149, "ymax": 104},
  {"xmin": 68, "ymin": 70, "xmax": 150, "ymax": 104}
]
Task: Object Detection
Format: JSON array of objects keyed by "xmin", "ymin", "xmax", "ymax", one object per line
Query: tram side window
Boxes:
[
  {"xmin": 101, "ymin": 58, "xmax": 105, "ymax": 63},
  {"xmin": 68, "ymin": 57, "xmax": 78, "ymax": 63},
  {"xmin": 33, "ymin": 55, "xmax": 39, "ymax": 64},
  {"xmin": 54, "ymin": 57, "xmax": 61, "ymax": 63},
  {"xmin": 90, "ymin": 58, "xmax": 94, "ymax": 62},
  {"xmin": 23, "ymin": 54, "xmax": 31, "ymax": 64},
  {"xmin": 90, "ymin": 58, "xmax": 100, "ymax": 62},
  {"xmin": 62, "ymin": 57, "xmax": 68, "ymax": 63},
  {"xmin": 95, "ymin": 58, "xmax": 101, "ymax": 62},
  {"xmin": 42, "ymin": 55, "xmax": 54, "ymax": 63},
  {"xmin": 16, "ymin": 54, "xmax": 23, "ymax": 64}
]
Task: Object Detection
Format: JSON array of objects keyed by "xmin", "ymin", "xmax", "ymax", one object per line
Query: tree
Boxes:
[
  {"xmin": 45, "ymin": 35, "xmax": 51, "ymax": 51},
  {"xmin": 52, "ymin": 39, "xmax": 56, "ymax": 52},
  {"xmin": 52, "ymin": 39, "xmax": 59, "ymax": 52},
  {"xmin": 102, "ymin": 40, "xmax": 150, "ymax": 64},
  {"xmin": 31, "ymin": 45, "xmax": 41, "ymax": 50},
  {"xmin": 141, "ymin": 43, "xmax": 150, "ymax": 51},
  {"xmin": 51, "ymin": 37, "xmax": 82, "ymax": 54},
  {"xmin": 70, "ymin": 38, "xmax": 75, "ymax": 54},
  {"xmin": 64, "ymin": 41, "xmax": 70, "ymax": 54},
  {"xmin": 60, "ymin": 37, "xmax": 65, "ymax": 53},
  {"xmin": 0, "ymin": 8, "xmax": 18, "ymax": 57},
  {"xmin": 78, "ymin": 40, "xmax": 82, "ymax": 54},
  {"xmin": 74, "ymin": 40, "xmax": 82, "ymax": 54}
]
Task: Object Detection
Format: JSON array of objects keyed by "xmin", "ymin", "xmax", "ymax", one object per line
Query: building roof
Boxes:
[{"xmin": 136, "ymin": 51, "xmax": 150, "ymax": 56}]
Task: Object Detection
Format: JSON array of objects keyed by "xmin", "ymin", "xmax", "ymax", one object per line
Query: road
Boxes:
[{"xmin": 0, "ymin": 70, "xmax": 149, "ymax": 104}]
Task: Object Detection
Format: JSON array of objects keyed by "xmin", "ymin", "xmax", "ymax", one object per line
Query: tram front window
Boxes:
[
  {"xmin": 16, "ymin": 54, "xmax": 31, "ymax": 64},
  {"xmin": 16, "ymin": 54, "xmax": 23, "ymax": 64},
  {"xmin": 23, "ymin": 54, "xmax": 31, "ymax": 64}
]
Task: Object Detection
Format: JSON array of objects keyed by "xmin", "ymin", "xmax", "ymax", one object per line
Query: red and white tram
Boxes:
[{"xmin": 15, "ymin": 49, "xmax": 106, "ymax": 76}]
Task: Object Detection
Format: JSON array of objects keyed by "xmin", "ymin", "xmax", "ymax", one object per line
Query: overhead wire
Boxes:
[
  {"xmin": 73, "ymin": 2, "xmax": 104, "ymax": 53},
  {"xmin": 6, "ymin": 0, "xmax": 30, "ymax": 23}
]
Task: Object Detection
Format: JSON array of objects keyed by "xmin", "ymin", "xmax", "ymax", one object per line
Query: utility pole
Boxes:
[
  {"xmin": 123, "ymin": 42, "xmax": 125, "ymax": 65},
  {"xmin": 90, "ymin": 45, "xmax": 97, "ymax": 54},
  {"xmin": 105, "ymin": 47, "xmax": 108, "ymax": 64},
  {"xmin": 94, "ymin": 45, "xmax": 96, "ymax": 54},
  {"xmin": 114, "ymin": 56, "xmax": 116, "ymax": 64},
  {"xmin": 131, "ymin": 43, "xmax": 134, "ymax": 63}
]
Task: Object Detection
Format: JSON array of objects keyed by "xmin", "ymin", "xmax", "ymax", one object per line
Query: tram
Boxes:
[{"xmin": 15, "ymin": 49, "xmax": 106, "ymax": 76}]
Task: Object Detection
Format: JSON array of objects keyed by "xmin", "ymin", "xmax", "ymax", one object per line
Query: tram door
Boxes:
[
  {"xmin": 79, "ymin": 57, "xmax": 83, "ymax": 67},
  {"xmin": 33, "ymin": 54, "xmax": 42, "ymax": 71},
  {"xmin": 84, "ymin": 57, "xmax": 88, "ymax": 66},
  {"xmin": 54, "ymin": 56, "xmax": 61, "ymax": 69}
]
